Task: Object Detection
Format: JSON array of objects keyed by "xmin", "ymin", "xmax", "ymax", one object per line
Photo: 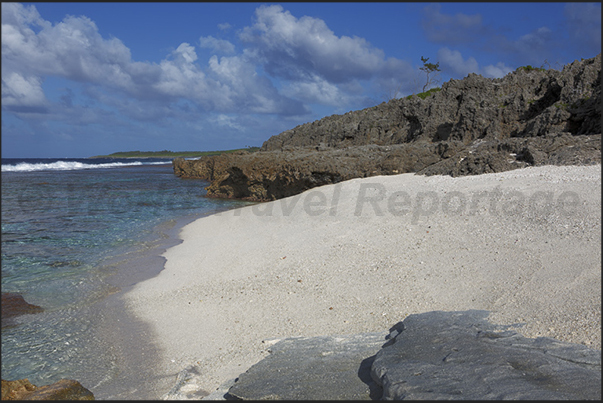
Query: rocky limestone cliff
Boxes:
[
  {"xmin": 173, "ymin": 54, "xmax": 601, "ymax": 201},
  {"xmin": 262, "ymin": 55, "xmax": 600, "ymax": 150}
]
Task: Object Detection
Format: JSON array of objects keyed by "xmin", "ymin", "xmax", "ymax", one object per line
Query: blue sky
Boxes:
[{"xmin": 2, "ymin": 2, "xmax": 601, "ymax": 158}]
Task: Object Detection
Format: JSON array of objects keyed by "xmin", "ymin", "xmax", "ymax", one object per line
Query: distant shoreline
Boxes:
[
  {"xmin": 87, "ymin": 156, "xmax": 179, "ymax": 159},
  {"xmin": 89, "ymin": 147, "xmax": 260, "ymax": 159}
]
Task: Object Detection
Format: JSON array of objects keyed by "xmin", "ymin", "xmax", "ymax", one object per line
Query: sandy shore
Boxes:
[{"xmin": 124, "ymin": 164, "xmax": 601, "ymax": 399}]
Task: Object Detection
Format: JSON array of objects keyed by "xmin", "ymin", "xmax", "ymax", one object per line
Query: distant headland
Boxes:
[{"xmin": 89, "ymin": 147, "xmax": 259, "ymax": 159}]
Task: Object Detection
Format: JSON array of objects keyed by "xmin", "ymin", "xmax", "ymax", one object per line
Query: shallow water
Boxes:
[{"xmin": 1, "ymin": 158, "xmax": 252, "ymax": 398}]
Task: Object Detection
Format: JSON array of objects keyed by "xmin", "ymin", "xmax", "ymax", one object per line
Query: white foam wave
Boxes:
[{"xmin": 1, "ymin": 161, "xmax": 168, "ymax": 173}]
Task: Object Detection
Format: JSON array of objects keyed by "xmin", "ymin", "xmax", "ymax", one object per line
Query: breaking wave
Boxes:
[{"xmin": 2, "ymin": 160, "xmax": 168, "ymax": 173}]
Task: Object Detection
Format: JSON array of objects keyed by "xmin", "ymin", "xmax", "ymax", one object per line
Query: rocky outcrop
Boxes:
[
  {"xmin": 416, "ymin": 132, "xmax": 600, "ymax": 176},
  {"xmin": 174, "ymin": 132, "xmax": 600, "ymax": 201},
  {"xmin": 174, "ymin": 55, "xmax": 601, "ymax": 201},
  {"xmin": 1, "ymin": 292, "xmax": 43, "ymax": 329},
  {"xmin": 261, "ymin": 55, "xmax": 601, "ymax": 150},
  {"xmin": 210, "ymin": 311, "xmax": 601, "ymax": 400},
  {"xmin": 1, "ymin": 379, "xmax": 94, "ymax": 400},
  {"xmin": 372, "ymin": 310, "xmax": 601, "ymax": 400},
  {"xmin": 175, "ymin": 144, "xmax": 441, "ymax": 201}
]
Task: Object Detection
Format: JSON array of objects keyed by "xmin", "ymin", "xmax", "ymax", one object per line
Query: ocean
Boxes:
[{"xmin": 1, "ymin": 157, "xmax": 251, "ymax": 398}]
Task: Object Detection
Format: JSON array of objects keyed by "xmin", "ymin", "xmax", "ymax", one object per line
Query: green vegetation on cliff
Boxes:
[
  {"xmin": 406, "ymin": 87, "xmax": 442, "ymax": 100},
  {"xmin": 517, "ymin": 65, "xmax": 546, "ymax": 73},
  {"xmin": 90, "ymin": 147, "xmax": 259, "ymax": 159}
]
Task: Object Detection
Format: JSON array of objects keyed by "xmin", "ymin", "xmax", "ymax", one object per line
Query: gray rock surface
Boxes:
[
  {"xmin": 223, "ymin": 311, "xmax": 601, "ymax": 400},
  {"xmin": 373, "ymin": 310, "xmax": 601, "ymax": 400},
  {"xmin": 226, "ymin": 332, "xmax": 388, "ymax": 400}
]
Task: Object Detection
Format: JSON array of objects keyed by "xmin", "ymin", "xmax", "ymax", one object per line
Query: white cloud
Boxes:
[
  {"xmin": 282, "ymin": 74, "xmax": 349, "ymax": 106},
  {"xmin": 1, "ymin": 72, "xmax": 47, "ymax": 109},
  {"xmin": 212, "ymin": 114, "xmax": 244, "ymax": 131},
  {"xmin": 8, "ymin": 2, "xmax": 528, "ymax": 130},
  {"xmin": 153, "ymin": 44, "xmax": 206, "ymax": 98},
  {"xmin": 1, "ymin": 2, "xmax": 48, "ymax": 31},
  {"xmin": 1, "ymin": 3, "xmax": 307, "ymax": 118},
  {"xmin": 199, "ymin": 35, "xmax": 235, "ymax": 54},
  {"xmin": 218, "ymin": 22, "xmax": 231, "ymax": 31},
  {"xmin": 174, "ymin": 42, "xmax": 198, "ymax": 64},
  {"xmin": 207, "ymin": 54, "xmax": 307, "ymax": 115},
  {"xmin": 437, "ymin": 48, "xmax": 512, "ymax": 79},
  {"xmin": 421, "ymin": 4, "xmax": 486, "ymax": 45},
  {"xmin": 2, "ymin": 2, "xmax": 135, "ymax": 92},
  {"xmin": 438, "ymin": 48, "xmax": 478, "ymax": 77},
  {"xmin": 2, "ymin": 2, "xmax": 424, "ymax": 124},
  {"xmin": 208, "ymin": 54, "xmax": 247, "ymax": 84},
  {"xmin": 239, "ymin": 4, "xmax": 397, "ymax": 84},
  {"xmin": 482, "ymin": 62, "xmax": 513, "ymax": 79}
]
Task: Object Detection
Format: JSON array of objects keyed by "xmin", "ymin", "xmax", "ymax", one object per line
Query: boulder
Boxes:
[
  {"xmin": 225, "ymin": 333, "xmax": 387, "ymax": 400},
  {"xmin": 1, "ymin": 379, "xmax": 37, "ymax": 400},
  {"xmin": 1, "ymin": 292, "xmax": 43, "ymax": 329},
  {"xmin": 1, "ymin": 379, "xmax": 94, "ymax": 400},
  {"xmin": 372, "ymin": 310, "xmax": 601, "ymax": 400}
]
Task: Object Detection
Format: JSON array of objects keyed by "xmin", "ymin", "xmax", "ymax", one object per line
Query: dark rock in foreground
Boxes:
[
  {"xmin": 1, "ymin": 378, "xmax": 94, "ymax": 400},
  {"xmin": 1, "ymin": 292, "xmax": 43, "ymax": 329},
  {"xmin": 373, "ymin": 310, "xmax": 601, "ymax": 400},
  {"xmin": 174, "ymin": 54, "xmax": 601, "ymax": 202},
  {"xmin": 223, "ymin": 311, "xmax": 601, "ymax": 400},
  {"xmin": 226, "ymin": 333, "xmax": 387, "ymax": 400}
]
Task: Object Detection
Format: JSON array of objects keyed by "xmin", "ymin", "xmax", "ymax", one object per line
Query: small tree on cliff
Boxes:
[{"xmin": 419, "ymin": 56, "xmax": 441, "ymax": 92}]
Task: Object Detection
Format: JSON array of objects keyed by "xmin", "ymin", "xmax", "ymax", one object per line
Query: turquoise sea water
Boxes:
[{"xmin": 1, "ymin": 158, "xmax": 250, "ymax": 398}]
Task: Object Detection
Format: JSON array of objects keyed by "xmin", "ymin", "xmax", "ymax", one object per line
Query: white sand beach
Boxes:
[{"xmin": 124, "ymin": 164, "xmax": 601, "ymax": 398}]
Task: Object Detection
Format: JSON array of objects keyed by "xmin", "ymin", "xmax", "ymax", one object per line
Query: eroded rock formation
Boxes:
[{"xmin": 174, "ymin": 55, "xmax": 601, "ymax": 201}]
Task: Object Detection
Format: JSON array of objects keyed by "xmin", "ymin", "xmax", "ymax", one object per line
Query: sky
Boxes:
[{"xmin": 1, "ymin": 2, "xmax": 601, "ymax": 158}]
